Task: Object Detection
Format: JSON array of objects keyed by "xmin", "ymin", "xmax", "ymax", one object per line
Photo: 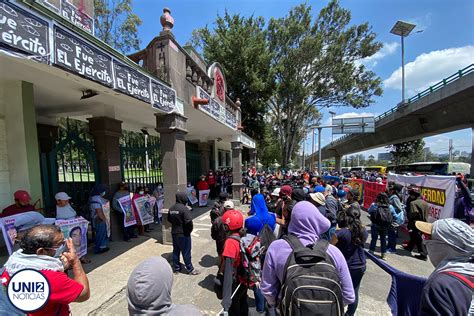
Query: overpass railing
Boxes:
[{"xmin": 324, "ymin": 64, "xmax": 474, "ymax": 149}]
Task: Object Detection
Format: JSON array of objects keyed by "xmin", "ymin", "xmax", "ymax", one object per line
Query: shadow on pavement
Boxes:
[
  {"xmin": 198, "ymin": 273, "xmax": 216, "ymax": 292},
  {"xmin": 200, "ymin": 254, "xmax": 218, "ymax": 268}
]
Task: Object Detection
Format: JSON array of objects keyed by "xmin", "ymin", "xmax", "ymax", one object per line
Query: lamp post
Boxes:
[
  {"xmin": 390, "ymin": 20, "xmax": 416, "ymax": 103},
  {"xmin": 329, "ymin": 111, "xmax": 336, "ymax": 142}
]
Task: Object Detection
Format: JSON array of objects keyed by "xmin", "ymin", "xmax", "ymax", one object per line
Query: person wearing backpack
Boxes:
[
  {"xmin": 415, "ymin": 218, "xmax": 473, "ymax": 316},
  {"xmin": 332, "ymin": 208, "xmax": 368, "ymax": 316},
  {"xmin": 217, "ymin": 209, "xmax": 249, "ymax": 316},
  {"xmin": 368, "ymin": 192, "xmax": 399, "ymax": 260},
  {"xmin": 387, "ymin": 184, "xmax": 405, "ymax": 254},
  {"xmin": 261, "ymin": 201, "xmax": 355, "ymax": 316},
  {"xmin": 211, "ymin": 200, "xmax": 234, "ymax": 266}
]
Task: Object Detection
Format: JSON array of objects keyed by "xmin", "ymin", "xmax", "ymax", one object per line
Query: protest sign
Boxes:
[
  {"xmin": 363, "ymin": 181, "xmax": 387, "ymax": 209},
  {"xmin": 348, "ymin": 179, "xmax": 364, "ymax": 203},
  {"xmin": 133, "ymin": 196, "xmax": 156, "ymax": 225},
  {"xmin": 387, "ymin": 174, "xmax": 456, "ymax": 222},
  {"xmin": 199, "ymin": 189, "xmax": 210, "ymax": 207},
  {"xmin": 103, "ymin": 201, "xmax": 111, "ymax": 237},
  {"xmin": 187, "ymin": 186, "xmax": 198, "ymax": 205},
  {"xmin": 118, "ymin": 194, "xmax": 137, "ymax": 227},
  {"xmin": 0, "ymin": 218, "xmax": 17, "ymax": 255},
  {"xmin": 55, "ymin": 217, "xmax": 89, "ymax": 258}
]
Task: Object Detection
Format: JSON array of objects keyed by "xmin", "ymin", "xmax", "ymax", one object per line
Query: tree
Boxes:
[
  {"xmin": 387, "ymin": 139, "xmax": 425, "ymax": 167},
  {"xmin": 192, "ymin": 12, "xmax": 274, "ymax": 143},
  {"xmin": 367, "ymin": 154, "xmax": 375, "ymax": 165},
  {"xmin": 267, "ymin": 1, "xmax": 383, "ymax": 166},
  {"xmin": 94, "ymin": 0, "xmax": 142, "ymax": 54}
]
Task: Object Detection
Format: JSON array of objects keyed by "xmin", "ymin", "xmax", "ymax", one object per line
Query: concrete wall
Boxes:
[{"xmin": 0, "ymin": 81, "xmax": 42, "ymax": 210}]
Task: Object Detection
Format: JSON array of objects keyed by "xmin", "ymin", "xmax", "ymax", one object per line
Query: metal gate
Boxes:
[
  {"xmin": 186, "ymin": 142, "xmax": 202, "ymax": 186},
  {"xmin": 40, "ymin": 119, "xmax": 98, "ymax": 216},
  {"xmin": 120, "ymin": 131, "xmax": 162, "ymax": 193}
]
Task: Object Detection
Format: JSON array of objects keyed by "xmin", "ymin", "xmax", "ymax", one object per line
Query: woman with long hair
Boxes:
[{"xmin": 332, "ymin": 207, "xmax": 368, "ymax": 316}]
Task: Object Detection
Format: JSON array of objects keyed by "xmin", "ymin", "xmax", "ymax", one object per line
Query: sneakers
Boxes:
[
  {"xmin": 414, "ymin": 254, "xmax": 427, "ymax": 261},
  {"xmin": 381, "ymin": 253, "xmax": 387, "ymax": 261},
  {"xmin": 188, "ymin": 269, "xmax": 201, "ymax": 275},
  {"xmin": 386, "ymin": 249, "xmax": 397, "ymax": 254}
]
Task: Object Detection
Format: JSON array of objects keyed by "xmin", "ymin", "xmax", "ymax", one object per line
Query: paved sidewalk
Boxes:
[{"xmin": 70, "ymin": 206, "xmax": 434, "ymax": 315}]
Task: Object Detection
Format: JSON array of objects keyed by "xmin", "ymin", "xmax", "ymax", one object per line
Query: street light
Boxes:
[
  {"xmin": 390, "ymin": 20, "xmax": 416, "ymax": 103},
  {"xmin": 329, "ymin": 111, "xmax": 336, "ymax": 141}
]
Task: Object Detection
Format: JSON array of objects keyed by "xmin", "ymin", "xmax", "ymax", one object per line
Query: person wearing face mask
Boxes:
[
  {"xmin": 1, "ymin": 225, "xmax": 90, "ymax": 315},
  {"xmin": 415, "ymin": 218, "xmax": 473, "ymax": 316},
  {"xmin": 55, "ymin": 192, "xmax": 77, "ymax": 220},
  {"xmin": 131, "ymin": 186, "xmax": 146, "ymax": 235},
  {"xmin": 89, "ymin": 184, "xmax": 110, "ymax": 254}
]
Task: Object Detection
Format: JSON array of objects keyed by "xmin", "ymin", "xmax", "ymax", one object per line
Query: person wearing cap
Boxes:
[
  {"xmin": 415, "ymin": 218, "xmax": 474, "ymax": 316},
  {"xmin": 267, "ymin": 187, "xmax": 281, "ymax": 213},
  {"xmin": 1, "ymin": 190, "xmax": 37, "ymax": 218},
  {"xmin": 211, "ymin": 199, "xmax": 234, "ymax": 265},
  {"xmin": 55, "ymin": 192, "xmax": 77, "ymax": 220},
  {"xmin": 403, "ymin": 186, "xmax": 429, "ymax": 260}
]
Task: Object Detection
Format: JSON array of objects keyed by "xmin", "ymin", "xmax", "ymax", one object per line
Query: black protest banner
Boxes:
[
  {"xmin": 113, "ymin": 61, "xmax": 151, "ymax": 103},
  {"xmin": 54, "ymin": 26, "xmax": 113, "ymax": 87},
  {"xmin": 0, "ymin": 1, "xmax": 49, "ymax": 63},
  {"xmin": 151, "ymin": 79, "xmax": 176, "ymax": 112}
]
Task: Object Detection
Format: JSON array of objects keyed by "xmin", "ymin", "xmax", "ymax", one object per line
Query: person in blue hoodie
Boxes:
[
  {"xmin": 245, "ymin": 194, "xmax": 276, "ymax": 236},
  {"xmin": 244, "ymin": 193, "xmax": 276, "ymax": 314}
]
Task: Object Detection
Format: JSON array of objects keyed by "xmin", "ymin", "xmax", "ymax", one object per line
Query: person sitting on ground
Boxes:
[
  {"xmin": 332, "ymin": 208, "xmax": 368, "ymax": 316},
  {"xmin": 415, "ymin": 218, "xmax": 474, "ymax": 316},
  {"xmin": 127, "ymin": 257, "xmax": 202, "ymax": 316},
  {"xmin": 1, "ymin": 225, "xmax": 90, "ymax": 315},
  {"xmin": 1, "ymin": 190, "xmax": 37, "ymax": 218},
  {"xmin": 55, "ymin": 192, "xmax": 77, "ymax": 220},
  {"xmin": 261, "ymin": 201, "xmax": 355, "ymax": 313}
]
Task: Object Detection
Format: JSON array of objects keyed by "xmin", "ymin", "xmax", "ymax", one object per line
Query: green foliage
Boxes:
[
  {"xmin": 259, "ymin": 123, "xmax": 282, "ymax": 167},
  {"xmin": 387, "ymin": 139, "xmax": 425, "ymax": 166},
  {"xmin": 94, "ymin": 0, "xmax": 142, "ymax": 53},
  {"xmin": 192, "ymin": 11, "xmax": 274, "ymax": 143}
]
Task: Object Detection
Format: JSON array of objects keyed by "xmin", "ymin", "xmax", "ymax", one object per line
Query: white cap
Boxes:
[
  {"xmin": 223, "ymin": 200, "xmax": 234, "ymax": 210},
  {"xmin": 271, "ymin": 188, "xmax": 281, "ymax": 197},
  {"xmin": 55, "ymin": 192, "xmax": 71, "ymax": 200}
]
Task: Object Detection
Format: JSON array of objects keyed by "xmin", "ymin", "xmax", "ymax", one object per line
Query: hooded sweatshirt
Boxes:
[
  {"xmin": 261, "ymin": 201, "xmax": 355, "ymax": 307},
  {"xmin": 245, "ymin": 194, "xmax": 276, "ymax": 236},
  {"xmin": 168, "ymin": 192, "xmax": 193, "ymax": 236},
  {"xmin": 127, "ymin": 257, "xmax": 202, "ymax": 315}
]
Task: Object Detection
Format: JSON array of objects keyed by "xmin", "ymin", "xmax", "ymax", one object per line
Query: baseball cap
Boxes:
[
  {"xmin": 14, "ymin": 190, "xmax": 31, "ymax": 203},
  {"xmin": 416, "ymin": 218, "xmax": 474, "ymax": 254},
  {"xmin": 55, "ymin": 192, "xmax": 71, "ymax": 201},
  {"xmin": 280, "ymin": 185, "xmax": 292, "ymax": 198},
  {"xmin": 271, "ymin": 188, "xmax": 281, "ymax": 197},
  {"xmin": 223, "ymin": 200, "xmax": 235, "ymax": 210}
]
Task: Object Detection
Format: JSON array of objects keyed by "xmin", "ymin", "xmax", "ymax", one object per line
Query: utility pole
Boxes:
[
  {"xmin": 448, "ymin": 139, "xmax": 454, "ymax": 161},
  {"xmin": 302, "ymin": 132, "xmax": 306, "ymax": 169},
  {"xmin": 311, "ymin": 128, "xmax": 315, "ymax": 170}
]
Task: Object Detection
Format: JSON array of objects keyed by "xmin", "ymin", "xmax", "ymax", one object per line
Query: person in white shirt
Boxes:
[{"xmin": 55, "ymin": 192, "xmax": 77, "ymax": 220}]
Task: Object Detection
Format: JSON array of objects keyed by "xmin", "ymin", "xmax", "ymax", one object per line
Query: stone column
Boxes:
[
  {"xmin": 88, "ymin": 117, "xmax": 123, "ymax": 240},
  {"xmin": 198, "ymin": 142, "xmax": 211, "ymax": 173},
  {"xmin": 250, "ymin": 148, "xmax": 257, "ymax": 167},
  {"xmin": 156, "ymin": 113, "xmax": 188, "ymax": 245},
  {"xmin": 335, "ymin": 155, "xmax": 342, "ymax": 172},
  {"xmin": 231, "ymin": 141, "xmax": 244, "ymax": 205}
]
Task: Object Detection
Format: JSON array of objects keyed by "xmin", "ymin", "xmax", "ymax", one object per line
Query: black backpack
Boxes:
[
  {"xmin": 371, "ymin": 204, "xmax": 393, "ymax": 227},
  {"xmin": 279, "ymin": 234, "xmax": 344, "ymax": 316}
]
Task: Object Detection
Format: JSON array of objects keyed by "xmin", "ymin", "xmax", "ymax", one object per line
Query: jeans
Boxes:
[
  {"xmin": 172, "ymin": 235, "xmax": 194, "ymax": 272},
  {"xmin": 387, "ymin": 227, "xmax": 398, "ymax": 252},
  {"xmin": 346, "ymin": 266, "xmax": 366, "ymax": 316},
  {"xmin": 94, "ymin": 220, "xmax": 109, "ymax": 253},
  {"xmin": 369, "ymin": 225, "xmax": 387, "ymax": 254},
  {"xmin": 253, "ymin": 285, "xmax": 265, "ymax": 313}
]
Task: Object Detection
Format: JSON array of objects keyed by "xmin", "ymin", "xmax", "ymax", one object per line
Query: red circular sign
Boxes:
[{"xmin": 214, "ymin": 68, "xmax": 225, "ymax": 102}]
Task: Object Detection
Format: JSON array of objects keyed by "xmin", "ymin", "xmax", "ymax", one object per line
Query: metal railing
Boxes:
[{"xmin": 324, "ymin": 64, "xmax": 474, "ymax": 149}]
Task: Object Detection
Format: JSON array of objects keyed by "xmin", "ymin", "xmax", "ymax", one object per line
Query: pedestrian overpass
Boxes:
[{"xmin": 307, "ymin": 64, "xmax": 474, "ymax": 174}]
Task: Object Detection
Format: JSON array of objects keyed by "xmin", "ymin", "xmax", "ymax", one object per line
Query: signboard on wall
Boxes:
[
  {"xmin": 0, "ymin": 1, "xmax": 50, "ymax": 63},
  {"xmin": 113, "ymin": 61, "xmax": 151, "ymax": 103},
  {"xmin": 54, "ymin": 26, "xmax": 114, "ymax": 87},
  {"xmin": 36, "ymin": 0, "xmax": 94, "ymax": 34},
  {"xmin": 196, "ymin": 86, "xmax": 237, "ymax": 130},
  {"xmin": 151, "ymin": 79, "xmax": 176, "ymax": 112}
]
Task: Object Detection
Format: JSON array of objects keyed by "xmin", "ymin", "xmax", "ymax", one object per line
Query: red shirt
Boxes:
[
  {"xmin": 1, "ymin": 204, "xmax": 36, "ymax": 218},
  {"xmin": 206, "ymin": 175, "xmax": 216, "ymax": 185},
  {"xmin": 222, "ymin": 235, "xmax": 241, "ymax": 268},
  {"xmin": 1, "ymin": 269, "xmax": 83, "ymax": 316},
  {"xmin": 197, "ymin": 180, "xmax": 209, "ymax": 191}
]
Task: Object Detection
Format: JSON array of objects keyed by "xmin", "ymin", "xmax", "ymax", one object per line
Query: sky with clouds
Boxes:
[{"xmin": 132, "ymin": 0, "xmax": 474, "ymax": 160}]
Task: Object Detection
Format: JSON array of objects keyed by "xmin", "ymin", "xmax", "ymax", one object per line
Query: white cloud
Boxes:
[
  {"xmin": 356, "ymin": 42, "xmax": 400, "ymax": 68},
  {"xmin": 334, "ymin": 112, "xmax": 378, "ymax": 119},
  {"xmin": 383, "ymin": 46, "xmax": 474, "ymax": 94}
]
